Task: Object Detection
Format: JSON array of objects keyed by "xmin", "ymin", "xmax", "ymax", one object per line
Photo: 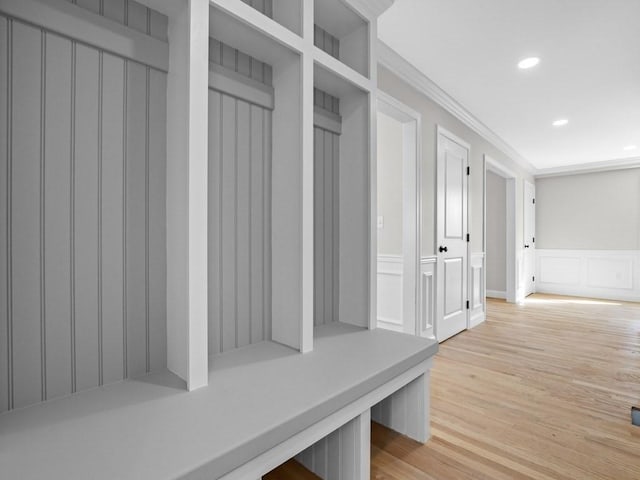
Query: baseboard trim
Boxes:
[
  {"xmin": 486, "ymin": 290, "xmax": 506, "ymax": 299},
  {"xmin": 468, "ymin": 311, "xmax": 485, "ymax": 329}
]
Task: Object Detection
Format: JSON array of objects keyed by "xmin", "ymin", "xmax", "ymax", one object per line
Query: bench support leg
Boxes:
[
  {"xmin": 296, "ymin": 409, "xmax": 371, "ymax": 480},
  {"xmin": 371, "ymin": 370, "xmax": 431, "ymax": 443}
]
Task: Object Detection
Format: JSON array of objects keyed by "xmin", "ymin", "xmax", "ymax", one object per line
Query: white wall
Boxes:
[
  {"xmin": 486, "ymin": 171, "xmax": 506, "ymax": 293},
  {"xmin": 376, "ymin": 112, "xmax": 403, "ymax": 256},
  {"xmin": 536, "ymin": 168, "xmax": 640, "ymax": 250}
]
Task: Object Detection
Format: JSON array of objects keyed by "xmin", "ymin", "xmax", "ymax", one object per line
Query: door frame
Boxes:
[
  {"xmin": 436, "ymin": 125, "xmax": 470, "ymax": 338},
  {"xmin": 523, "ymin": 179, "xmax": 536, "ymax": 298},
  {"xmin": 483, "ymin": 155, "xmax": 517, "ymax": 303},
  {"xmin": 377, "ymin": 91, "xmax": 422, "ymax": 336}
]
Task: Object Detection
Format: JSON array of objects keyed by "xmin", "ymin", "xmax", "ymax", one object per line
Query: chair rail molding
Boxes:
[{"xmin": 536, "ymin": 249, "xmax": 640, "ymax": 302}]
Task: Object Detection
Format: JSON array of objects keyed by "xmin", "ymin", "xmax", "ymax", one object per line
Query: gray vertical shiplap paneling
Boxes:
[
  {"xmin": 332, "ymin": 130, "xmax": 340, "ymax": 325},
  {"xmin": 263, "ymin": 110, "xmax": 273, "ymax": 341},
  {"xmin": 103, "ymin": 0, "xmax": 126, "ymax": 25},
  {"xmin": 126, "ymin": 0, "xmax": 148, "ymax": 36},
  {"xmin": 74, "ymin": 43, "xmax": 100, "ymax": 393},
  {"xmin": 249, "ymin": 104, "xmax": 264, "ymax": 344},
  {"xmin": 220, "ymin": 94, "xmax": 237, "ymax": 351},
  {"xmin": 100, "ymin": 53, "xmax": 125, "ymax": 384},
  {"xmin": 44, "ymin": 32, "xmax": 73, "ymax": 400},
  {"xmin": 313, "ymin": 89, "xmax": 341, "ymax": 326},
  {"xmin": 0, "ymin": 16, "xmax": 9, "ymax": 413},
  {"xmin": 67, "ymin": 0, "xmax": 168, "ymax": 41},
  {"xmin": 209, "ymin": 38, "xmax": 273, "ymax": 88},
  {"xmin": 297, "ymin": 416, "xmax": 366, "ymax": 480},
  {"xmin": 147, "ymin": 68, "xmax": 166, "ymax": 371},
  {"xmin": 11, "ymin": 21, "xmax": 43, "ymax": 408},
  {"xmin": 314, "ymin": 25, "xmax": 340, "ymax": 61},
  {"xmin": 235, "ymin": 100, "xmax": 251, "ymax": 348},
  {"xmin": 76, "ymin": 0, "xmax": 101, "ymax": 14},
  {"xmin": 207, "ymin": 55, "xmax": 273, "ymax": 352},
  {"xmin": 0, "ymin": 13, "xmax": 167, "ymax": 413},
  {"xmin": 313, "ymin": 128, "xmax": 324, "ymax": 325},
  {"xmin": 323, "ymin": 131, "xmax": 334, "ymax": 324},
  {"xmin": 148, "ymin": 10, "xmax": 168, "ymax": 42},
  {"xmin": 125, "ymin": 60, "xmax": 147, "ymax": 378},
  {"xmin": 208, "ymin": 90, "xmax": 222, "ymax": 355}
]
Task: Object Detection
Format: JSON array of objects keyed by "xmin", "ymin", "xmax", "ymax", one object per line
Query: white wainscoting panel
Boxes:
[
  {"xmin": 377, "ymin": 255, "xmax": 403, "ymax": 332},
  {"xmin": 419, "ymin": 257, "xmax": 436, "ymax": 339},
  {"xmin": 469, "ymin": 253, "xmax": 486, "ymax": 328},
  {"xmin": 536, "ymin": 250, "xmax": 640, "ymax": 302}
]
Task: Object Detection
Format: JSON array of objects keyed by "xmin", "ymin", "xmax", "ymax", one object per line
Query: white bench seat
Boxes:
[{"xmin": 0, "ymin": 322, "xmax": 438, "ymax": 479}]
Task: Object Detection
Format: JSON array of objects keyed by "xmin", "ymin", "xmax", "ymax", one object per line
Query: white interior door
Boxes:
[
  {"xmin": 436, "ymin": 128, "xmax": 468, "ymax": 342},
  {"xmin": 523, "ymin": 180, "xmax": 536, "ymax": 297}
]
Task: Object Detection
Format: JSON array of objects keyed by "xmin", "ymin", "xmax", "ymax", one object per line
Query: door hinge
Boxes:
[
  {"xmin": 533, "ymin": 236, "xmax": 535, "ymax": 243},
  {"xmin": 533, "ymin": 276, "xmax": 535, "ymax": 282},
  {"xmin": 466, "ymin": 233, "xmax": 470, "ymax": 242},
  {"xmin": 533, "ymin": 198, "xmax": 536, "ymax": 204},
  {"xmin": 467, "ymin": 166, "xmax": 470, "ymax": 175},
  {"xmin": 466, "ymin": 300, "xmax": 470, "ymax": 310}
]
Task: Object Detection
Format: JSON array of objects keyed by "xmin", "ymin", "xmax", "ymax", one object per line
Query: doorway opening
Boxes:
[
  {"xmin": 375, "ymin": 92, "xmax": 423, "ymax": 336},
  {"xmin": 484, "ymin": 155, "xmax": 517, "ymax": 303}
]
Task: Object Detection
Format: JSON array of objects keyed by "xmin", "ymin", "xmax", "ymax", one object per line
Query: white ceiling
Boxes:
[{"xmin": 378, "ymin": 0, "xmax": 640, "ymax": 171}]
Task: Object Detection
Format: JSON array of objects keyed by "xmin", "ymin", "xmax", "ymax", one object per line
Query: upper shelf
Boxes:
[
  {"xmin": 314, "ymin": 0, "xmax": 370, "ymax": 78},
  {"xmin": 209, "ymin": 0, "xmax": 304, "ymax": 58}
]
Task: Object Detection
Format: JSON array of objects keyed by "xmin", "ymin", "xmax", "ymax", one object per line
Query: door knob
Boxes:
[{"xmin": 439, "ymin": 245, "xmax": 448, "ymax": 253}]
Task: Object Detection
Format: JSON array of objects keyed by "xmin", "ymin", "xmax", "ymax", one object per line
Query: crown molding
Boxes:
[
  {"xmin": 377, "ymin": 41, "xmax": 537, "ymax": 175},
  {"xmin": 344, "ymin": 0, "xmax": 395, "ymax": 20},
  {"xmin": 535, "ymin": 156, "xmax": 640, "ymax": 178}
]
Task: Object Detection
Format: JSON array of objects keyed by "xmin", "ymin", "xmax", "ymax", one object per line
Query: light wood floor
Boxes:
[{"xmin": 265, "ymin": 294, "xmax": 640, "ymax": 480}]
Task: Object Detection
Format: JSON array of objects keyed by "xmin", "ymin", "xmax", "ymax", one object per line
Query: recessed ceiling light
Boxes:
[
  {"xmin": 552, "ymin": 119, "xmax": 569, "ymax": 127},
  {"xmin": 518, "ymin": 57, "xmax": 540, "ymax": 69},
  {"xmin": 623, "ymin": 145, "xmax": 637, "ymax": 151}
]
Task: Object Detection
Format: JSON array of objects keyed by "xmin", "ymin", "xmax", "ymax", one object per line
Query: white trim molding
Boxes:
[
  {"xmin": 469, "ymin": 253, "xmax": 486, "ymax": 328},
  {"xmin": 536, "ymin": 249, "xmax": 640, "ymax": 302},
  {"xmin": 378, "ymin": 41, "xmax": 536, "ymax": 175},
  {"xmin": 377, "ymin": 255, "xmax": 404, "ymax": 333},
  {"xmin": 535, "ymin": 156, "xmax": 640, "ymax": 178},
  {"xmin": 419, "ymin": 257, "xmax": 437, "ymax": 339}
]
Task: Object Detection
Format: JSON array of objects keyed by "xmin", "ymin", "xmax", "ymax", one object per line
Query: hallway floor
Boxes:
[{"xmin": 265, "ymin": 294, "xmax": 640, "ymax": 479}]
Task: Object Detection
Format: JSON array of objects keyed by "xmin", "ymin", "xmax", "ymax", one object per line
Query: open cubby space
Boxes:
[
  {"xmin": 313, "ymin": 64, "xmax": 371, "ymax": 333},
  {"xmin": 208, "ymin": 5, "xmax": 306, "ymax": 355},
  {"xmin": 314, "ymin": 0, "xmax": 370, "ymax": 77}
]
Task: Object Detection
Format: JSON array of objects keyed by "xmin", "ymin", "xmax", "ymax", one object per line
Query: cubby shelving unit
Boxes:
[
  {"xmin": 205, "ymin": 0, "xmax": 378, "ymax": 360},
  {"xmin": 0, "ymin": 1, "xmax": 438, "ymax": 479}
]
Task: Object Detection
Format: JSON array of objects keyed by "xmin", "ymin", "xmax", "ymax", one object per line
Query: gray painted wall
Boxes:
[
  {"xmin": 207, "ymin": 41, "xmax": 273, "ymax": 353},
  {"xmin": 0, "ymin": 10, "xmax": 167, "ymax": 413},
  {"xmin": 377, "ymin": 66, "xmax": 535, "ymax": 257},
  {"xmin": 536, "ymin": 168, "xmax": 640, "ymax": 250},
  {"xmin": 486, "ymin": 171, "xmax": 506, "ymax": 292},
  {"xmin": 376, "ymin": 112, "xmax": 403, "ymax": 256}
]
